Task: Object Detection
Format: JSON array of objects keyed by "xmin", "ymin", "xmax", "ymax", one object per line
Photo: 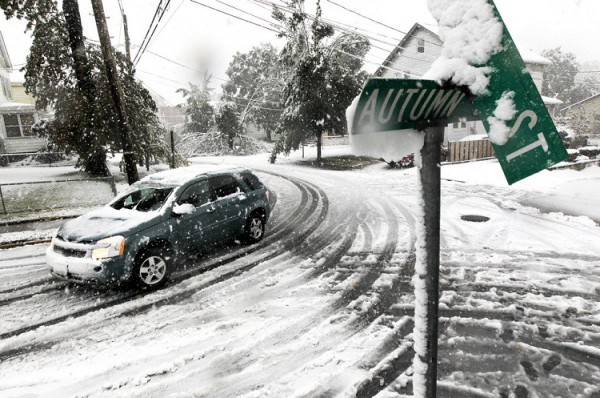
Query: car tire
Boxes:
[
  {"xmin": 133, "ymin": 246, "xmax": 171, "ymax": 289},
  {"xmin": 244, "ymin": 213, "xmax": 265, "ymax": 244}
]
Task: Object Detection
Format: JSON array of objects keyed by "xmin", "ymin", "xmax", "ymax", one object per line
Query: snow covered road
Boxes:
[{"xmin": 0, "ymin": 160, "xmax": 599, "ymax": 397}]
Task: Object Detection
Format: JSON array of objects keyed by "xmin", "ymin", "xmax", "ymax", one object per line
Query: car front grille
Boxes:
[{"xmin": 54, "ymin": 245, "xmax": 87, "ymax": 258}]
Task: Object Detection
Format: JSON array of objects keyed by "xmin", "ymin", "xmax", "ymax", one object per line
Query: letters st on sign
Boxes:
[{"xmin": 352, "ymin": 79, "xmax": 477, "ymax": 134}]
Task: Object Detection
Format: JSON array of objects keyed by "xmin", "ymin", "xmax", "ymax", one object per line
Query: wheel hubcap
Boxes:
[
  {"xmin": 139, "ymin": 256, "xmax": 167, "ymax": 285},
  {"xmin": 250, "ymin": 218, "xmax": 263, "ymax": 239}
]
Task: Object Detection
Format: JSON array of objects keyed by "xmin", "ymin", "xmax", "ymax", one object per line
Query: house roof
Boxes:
[
  {"xmin": 0, "ymin": 31, "xmax": 13, "ymax": 70},
  {"xmin": 541, "ymin": 95, "xmax": 563, "ymax": 105},
  {"xmin": 519, "ymin": 48, "xmax": 551, "ymax": 65},
  {"xmin": 560, "ymin": 93, "xmax": 600, "ymax": 112},
  {"xmin": 374, "ymin": 23, "xmax": 442, "ymax": 77}
]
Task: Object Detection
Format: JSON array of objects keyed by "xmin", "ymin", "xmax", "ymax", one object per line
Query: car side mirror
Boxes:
[{"xmin": 172, "ymin": 203, "xmax": 195, "ymax": 216}]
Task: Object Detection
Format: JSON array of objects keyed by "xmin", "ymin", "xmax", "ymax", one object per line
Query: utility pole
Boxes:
[
  {"xmin": 117, "ymin": 0, "xmax": 132, "ymax": 63},
  {"xmin": 90, "ymin": 0, "xmax": 139, "ymax": 184}
]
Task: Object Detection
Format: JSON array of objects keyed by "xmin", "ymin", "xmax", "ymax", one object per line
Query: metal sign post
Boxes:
[{"xmin": 415, "ymin": 123, "xmax": 444, "ymax": 397}]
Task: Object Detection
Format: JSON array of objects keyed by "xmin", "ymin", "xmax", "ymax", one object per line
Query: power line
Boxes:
[
  {"xmin": 188, "ymin": 0, "xmax": 279, "ymax": 33},
  {"xmin": 141, "ymin": 48, "xmax": 230, "ymax": 82},
  {"xmin": 249, "ymin": 0, "xmax": 439, "ymax": 64},
  {"xmin": 132, "ymin": 0, "xmax": 165, "ymax": 64},
  {"xmin": 214, "ymin": 0, "xmax": 277, "ymax": 28},
  {"xmin": 324, "ymin": 0, "xmax": 443, "ymax": 48},
  {"xmin": 155, "ymin": 0, "xmax": 186, "ymax": 39},
  {"xmin": 133, "ymin": 0, "xmax": 174, "ymax": 66},
  {"xmin": 133, "ymin": 0, "xmax": 433, "ymax": 86},
  {"xmin": 138, "ymin": 69, "xmax": 189, "ymax": 86}
]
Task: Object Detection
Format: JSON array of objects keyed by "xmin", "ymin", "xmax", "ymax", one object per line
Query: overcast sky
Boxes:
[{"xmin": 2, "ymin": 0, "xmax": 600, "ymax": 105}]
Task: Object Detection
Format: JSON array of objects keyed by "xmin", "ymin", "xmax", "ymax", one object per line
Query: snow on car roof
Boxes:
[{"xmin": 140, "ymin": 164, "xmax": 249, "ymax": 186}]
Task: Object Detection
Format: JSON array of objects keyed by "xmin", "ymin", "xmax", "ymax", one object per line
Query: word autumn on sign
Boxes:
[{"xmin": 352, "ymin": 79, "xmax": 473, "ymax": 134}]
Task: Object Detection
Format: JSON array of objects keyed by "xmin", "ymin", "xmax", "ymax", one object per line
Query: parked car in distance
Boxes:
[{"xmin": 46, "ymin": 165, "xmax": 272, "ymax": 289}]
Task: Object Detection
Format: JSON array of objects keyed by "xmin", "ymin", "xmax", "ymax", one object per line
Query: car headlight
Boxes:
[{"xmin": 91, "ymin": 236, "xmax": 126, "ymax": 260}]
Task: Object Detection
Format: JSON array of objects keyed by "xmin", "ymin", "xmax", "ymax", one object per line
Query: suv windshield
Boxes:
[{"xmin": 111, "ymin": 186, "xmax": 175, "ymax": 212}]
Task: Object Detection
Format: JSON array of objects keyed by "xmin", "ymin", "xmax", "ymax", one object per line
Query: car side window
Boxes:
[
  {"xmin": 112, "ymin": 187, "xmax": 173, "ymax": 211},
  {"xmin": 134, "ymin": 188, "xmax": 174, "ymax": 212},
  {"xmin": 209, "ymin": 175, "xmax": 244, "ymax": 200},
  {"xmin": 178, "ymin": 180, "xmax": 210, "ymax": 207},
  {"xmin": 240, "ymin": 172, "xmax": 264, "ymax": 191}
]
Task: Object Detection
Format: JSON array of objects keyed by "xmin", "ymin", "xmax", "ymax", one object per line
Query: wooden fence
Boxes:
[{"xmin": 448, "ymin": 139, "xmax": 495, "ymax": 162}]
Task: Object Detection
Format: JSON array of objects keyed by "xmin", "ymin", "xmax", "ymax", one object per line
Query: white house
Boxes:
[
  {"xmin": 375, "ymin": 23, "xmax": 561, "ymax": 144},
  {"xmin": 0, "ymin": 30, "xmax": 45, "ymax": 156}
]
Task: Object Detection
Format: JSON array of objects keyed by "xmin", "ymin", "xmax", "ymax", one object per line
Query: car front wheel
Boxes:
[
  {"xmin": 244, "ymin": 214, "xmax": 265, "ymax": 243},
  {"xmin": 134, "ymin": 247, "xmax": 171, "ymax": 289}
]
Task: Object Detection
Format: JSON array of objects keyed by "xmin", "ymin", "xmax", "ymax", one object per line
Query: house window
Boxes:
[
  {"xmin": 460, "ymin": 119, "xmax": 467, "ymax": 128},
  {"xmin": 417, "ymin": 39, "xmax": 425, "ymax": 53},
  {"xmin": 452, "ymin": 122, "xmax": 459, "ymax": 129},
  {"xmin": 3, "ymin": 114, "xmax": 36, "ymax": 138}
]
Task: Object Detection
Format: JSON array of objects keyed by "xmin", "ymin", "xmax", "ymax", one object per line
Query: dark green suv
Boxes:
[{"xmin": 46, "ymin": 165, "xmax": 272, "ymax": 288}]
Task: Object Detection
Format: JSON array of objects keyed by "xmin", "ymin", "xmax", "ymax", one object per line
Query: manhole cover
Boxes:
[{"xmin": 461, "ymin": 215, "xmax": 490, "ymax": 222}]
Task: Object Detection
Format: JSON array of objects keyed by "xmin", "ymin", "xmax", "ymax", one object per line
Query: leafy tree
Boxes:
[
  {"xmin": 215, "ymin": 101, "xmax": 241, "ymax": 150},
  {"xmin": 541, "ymin": 47, "xmax": 599, "ymax": 106},
  {"xmin": 542, "ymin": 48, "xmax": 578, "ymax": 102},
  {"xmin": 222, "ymin": 43, "xmax": 284, "ymax": 142},
  {"xmin": 177, "ymin": 72, "xmax": 215, "ymax": 134},
  {"xmin": 270, "ymin": 0, "xmax": 369, "ymax": 163},
  {"xmin": 569, "ymin": 75, "xmax": 599, "ymax": 105},
  {"xmin": 2, "ymin": 0, "xmax": 170, "ymax": 177}
]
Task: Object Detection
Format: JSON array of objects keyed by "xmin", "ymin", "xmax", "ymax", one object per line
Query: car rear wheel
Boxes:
[
  {"xmin": 134, "ymin": 247, "xmax": 171, "ymax": 289},
  {"xmin": 244, "ymin": 213, "xmax": 265, "ymax": 243}
]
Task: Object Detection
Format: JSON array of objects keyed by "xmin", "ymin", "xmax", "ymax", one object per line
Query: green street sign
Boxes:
[
  {"xmin": 474, "ymin": 0, "xmax": 568, "ymax": 185},
  {"xmin": 351, "ymin": 79, "xmax": 477, "ymax": 134}
]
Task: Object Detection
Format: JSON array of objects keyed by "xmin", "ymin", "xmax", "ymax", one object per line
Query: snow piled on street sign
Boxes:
[
  {"xmin": 346, "ymin": 94, "xmax": 426, "ymax": 165},
  {"xmin": 424, "ymin": 0, "xmax": 503, "ymax": 96}
]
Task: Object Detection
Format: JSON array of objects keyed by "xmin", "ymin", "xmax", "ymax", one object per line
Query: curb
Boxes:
[
  {"xmin": 0, "ymin": 214, "xmax": 79, "ymax": 227},
  {"xmin": 0, "ymin": 238, "xmax": 52, "ymax": 250}
]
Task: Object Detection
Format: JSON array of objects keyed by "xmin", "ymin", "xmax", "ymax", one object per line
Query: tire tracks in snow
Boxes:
[
  {"xmin": 0, "ymin": 173, "xmax": 333, "ymax": 360},
  {"xmin": 314, "ymin": 197, "xmax": 418, "ymax": 398}
]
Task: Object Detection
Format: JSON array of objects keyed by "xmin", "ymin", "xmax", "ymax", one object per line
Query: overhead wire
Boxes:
[
  {"xmin": 155, "ymin": 0, "xmax": 186, "ymax": 39},
  {"xmin": 247, "ymin": 0, "xmax": 440, "ymax": 66},
  {"xmin": 132, "ymin": 0, "xmax": 165, "ymax": 64},
  {"xmin": 214, "ymin": 0, "xmax": 278, "ymax": 29},
  {"xmin": 133, "ymin": 0, "xmax": 174, "ymax": 66},
  {"xmin": 188, "ymin": 0, "xmax": 279, "ymax": 33},
  {"xmin": 325, "ymin": 0, "xmax": 443, "ymax": 48},
  {"xmin": 133, "ymin": 0, "xmax": 441, "ymax": 92}
]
